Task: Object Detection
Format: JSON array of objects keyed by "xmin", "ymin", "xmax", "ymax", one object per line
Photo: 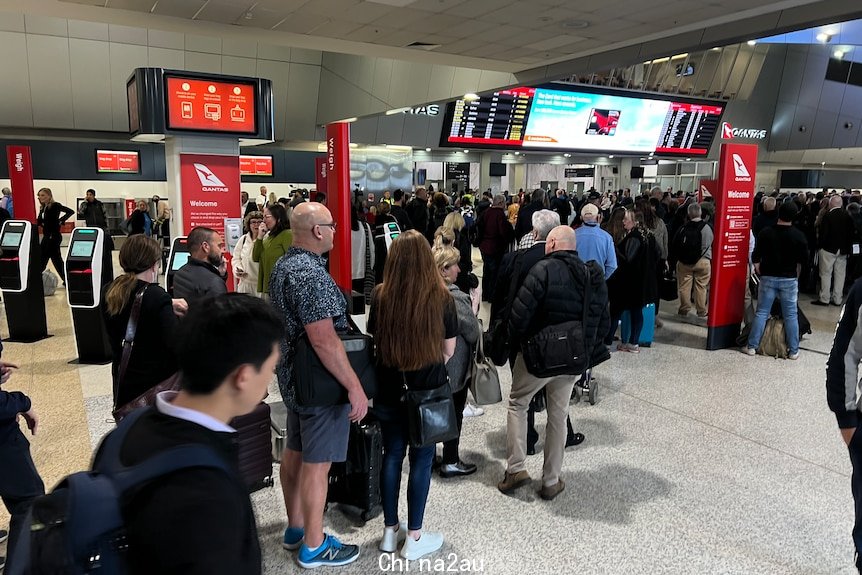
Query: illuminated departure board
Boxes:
[{"xmin": 446, "ymin": 88, "xmax": 534, "ymax": 147}]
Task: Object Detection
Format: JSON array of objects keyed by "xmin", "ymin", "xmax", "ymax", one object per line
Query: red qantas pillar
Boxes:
[
  {"xmin": 706, "ymin": 143, "xmax": 758, "ymax": 350},
  {"xmin": 6, "ymin": 145, "xmax": 37, "ymax": 224},
  {"xmin": 326, "ymin": 123, "xmax": 351, "ymax": 293}
]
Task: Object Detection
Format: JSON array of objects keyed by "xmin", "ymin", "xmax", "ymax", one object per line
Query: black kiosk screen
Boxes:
[
  {"xmin": 70, "ymin": 241, "xmax": 95, "ymax": 258},
  {"xmin": 1, "ymin": 232, "xmax": 22, "ymax": 248}
]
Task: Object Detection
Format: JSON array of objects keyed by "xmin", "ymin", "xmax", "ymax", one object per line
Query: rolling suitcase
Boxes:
[
  {"xmin": 269, "ymin": 400, "xmax": 288, "ymax": 462},
  {"xmin": 327, "ymin": 419, "xmax": 383, "ymax": 522},
  {"xmin": 229, "ymin": 402, "xmax": 274, "ymax": 493},
  {"xmin": 620, "ymin": 303, "xmax": 656, "ymax": 347}
]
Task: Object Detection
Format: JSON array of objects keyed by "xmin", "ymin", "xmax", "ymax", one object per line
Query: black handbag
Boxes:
[
  {"xmin": 659, "ymin": 265, "xmax": 678, "ymax": 301},
  {"xmin": 294, "ymin": 316, "xmax": 377, "ymax": 407},
  {"xmin": 522, "ymin": 260, "xmax": 592, "ymax": 378},
  {"xmin": 402, "ymin": 375, "xmax": 458, "ymax": 448}
]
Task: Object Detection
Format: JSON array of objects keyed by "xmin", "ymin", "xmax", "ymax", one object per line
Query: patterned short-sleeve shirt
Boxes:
[{"xmin": 269, "ymin": 247, "xmax": 347, "ymax": 409}]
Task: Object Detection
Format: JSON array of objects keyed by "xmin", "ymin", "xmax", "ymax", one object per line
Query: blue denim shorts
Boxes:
[{"xmin": 285, "ymin": 404, "xmax": 350, "ymax": 463}]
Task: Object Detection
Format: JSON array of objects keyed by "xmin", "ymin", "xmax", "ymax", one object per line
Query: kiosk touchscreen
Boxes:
[
  {"xmin": 381, "ymin": 221, "xmax": 401, "ymax": 251},
  {"xmin": 165, "ymin": 236, "xmax": 189, "ymax": 296},
  {"xmin": 65, "ymin": 228, "xmax": 112, "ymax": 363},
  {"xmin": 66, "ymin": 228, "xmax": 104, "ymax": 308},
  {"xmin": 0, "ymin": 220, "xmax": 49, "ymax": 342},
  {"xmin": 0, "ymin": 220, "xmax": 32, "ymax": 292}
]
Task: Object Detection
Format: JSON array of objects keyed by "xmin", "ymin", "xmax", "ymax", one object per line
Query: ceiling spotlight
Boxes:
[
  {"xmin": 799, "ymin": 125, "xmax": 807, "ymax": 132},
  {"xmin": 425, "ymin": 147, "xmax": 431, "ymax": 152},
  {"xmin": 845, "ymin": 122, "xmax": 854, "ymax": 130},
  {"xmin": 649, "ymin": 152, "xmax": 654, "ymax": 157},
  {"xmin": 816, "ymin": 32, "xmax": 832, "ymax": 43},
  {"xmin": 835, "ymin": 49, "xmax": 845, "ymax": 59},
  {"xmin": 514, "ymin": 151, "xmax": 520, "ymax": 155},
  {"xmin": 464, "ymin": 93, "xmax": 480, "ymax": 101},
  {"xmin": 564, "ymin": 153, "xmax": 571, "ymax": 157},
  {"xmin": 747, "ymin": 40, "xmax": 756, "ymax": 46},
  {"xmin": 463, "ymin": 149, "xmax": 469, "ymax": 153},
  {"xmin": 686, "ymin": 158, "xmax": 692, "ymax": 161},
  {"xmin": 608, "ymin": 154, "xmax": 614, "ymax": 159}
]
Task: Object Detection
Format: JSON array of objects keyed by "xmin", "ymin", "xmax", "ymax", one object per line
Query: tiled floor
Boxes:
[{"xmin": 0, "ymin": 257, "xmax": 857, "ymax": 574}]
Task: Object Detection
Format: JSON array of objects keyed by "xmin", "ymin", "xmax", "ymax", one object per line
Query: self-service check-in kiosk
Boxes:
[
  {"xmin": 66, "ymin": 227, "xmax": 112, "ymax": 364},
  {"xmin": 165, "ymin": 236, "xmax": 189, "ymax": 297},
  {"xmin": 0, "ymin": 220, "xmax": 49, "ymax": 342}
]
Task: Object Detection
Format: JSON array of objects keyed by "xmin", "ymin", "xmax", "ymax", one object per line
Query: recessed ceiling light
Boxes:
[
  {"xmin": 464, "ymin": 93, "xmax": 480, "ymax": 101},
  {"xmin": 560, "ymin": 19, "xmax": 590, "ymax": 30},
  {"xmin": 747, "ymin": 40, "xmax": 756, "ymax": 46},
  {"xmin": 816, "ymin": 32, "xmax": 832, "ymax": 43},
  {"xmin": 564, "ymin": 153, "xmax": 571, "ymax": 157},
  {"xmin": 425, "ymin": 148, "xmax": 431, "ymax": 152},
  {"xmin": 514, "ymin": 151, "xmax": 520, "ymax": 155},
  {"xmin": 463, "ymin": 149, "xmax": 469, "ymax": 153},
  {"xmin": 835, "ymin": 49, "xmax": 845, "ymax": 59},
  {"xmin": 608, "ymin": 155, "xmax": 614, "ymax": 159}
]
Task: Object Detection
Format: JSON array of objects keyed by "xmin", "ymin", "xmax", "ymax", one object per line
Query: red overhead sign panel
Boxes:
[
  {"xmin": 96, "ymin": 150, "xmax": 140, "ymax": 173},
  {"xmin": 239, "ymin": 155, "xmax": 273, "ymax": 176},
  {"xmin": 165, "ymin": 76, "xmax": 256, "ymax": 134}
]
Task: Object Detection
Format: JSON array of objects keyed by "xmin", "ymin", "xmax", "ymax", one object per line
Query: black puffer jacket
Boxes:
[{"xmin": 509, "ymin": 250, "xmax": 611, "ymax": 368}]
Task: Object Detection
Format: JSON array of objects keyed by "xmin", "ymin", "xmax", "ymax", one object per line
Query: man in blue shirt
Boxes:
[{"xmin": 574, "ymin": 202, "xmax": 617, "ymax": 280}]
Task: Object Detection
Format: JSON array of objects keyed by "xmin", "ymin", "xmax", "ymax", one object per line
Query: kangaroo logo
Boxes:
[
  {"xmin": 194, "ymin": 163, "xmax": 226, "ymax": 187},
  {"xmin": 721, "ymin": 122, "xmax": 734, "ymax": 139},
  {"xmin": 732, "ymin": 154, "xmax": 750, "ymax": 178}
]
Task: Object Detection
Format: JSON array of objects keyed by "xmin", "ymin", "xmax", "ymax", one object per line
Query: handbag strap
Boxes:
[{"xmin": 117, "ymin": 284, "xmax": 150, "ymax": 390}]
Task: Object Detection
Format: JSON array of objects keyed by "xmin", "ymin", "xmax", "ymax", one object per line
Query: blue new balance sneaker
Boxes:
[
  {"xmin": 282, "ymin": 526, "xmax": 304, "ymax": 551},
  {"xmin": 297, "ymin": 534, "xmax": 360, "ymax": 568}
]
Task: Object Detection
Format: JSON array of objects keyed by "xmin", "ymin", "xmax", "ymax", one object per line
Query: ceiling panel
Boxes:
[
  {"xmin": 298, "ymin": 0, "xmax": 363, "ymax": 17},
  {"xmin": 273, "ymin": 12, "xmax": 330, "ymax": 33},
  {"xmin": 154, "ymin": 1, "xmax": 207, "ymax": 19},
  {"xmin": 408, "ymin": 0, "xmax": 468, "ymax": 13},
  {"xmin": 235, "ymin": 10, "xmax": 293, "ymax": 30},
  {"xmin": 372, "ymin": 7, "xmax": 432, "ymax": 29},
  {"xmin": 401, "ymin": 13, "xmax": 463, "ymax": 34},
  {"xmin": 345, "ymin": 24, "xmax": 399, "ymax": 43},
  {"xmin": 445, "ymin": 0, "xmax": 516, "ymax": 19},
  {"xmin": 196, "ymin": 3, "xmax": 249, "ymax": 23},
  {"xmin": 308, "ymin": 19, "xmax": 366, "ymax": 38},
  {"xmin": 106, "ymin": 0, "xmax": 157, "ymax": 10}
]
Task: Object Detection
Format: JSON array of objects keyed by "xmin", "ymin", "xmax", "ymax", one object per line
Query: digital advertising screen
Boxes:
[
  {"xmin": 165, "ymin": 75, "xmax": 257, "ymax": 134},
  {"xmin": 1, "ymin": 232, "xmax": 22, "ymax": 248},
  {"xmin": 440, "ymin": 84, "xmax": 725, "ymax": 156},
  {"xmin": 96, "ymin": 150, "xmax": 140, "ymax": 173},
  {"xmin": 69, "ymin": 240, "xmax": 95, "ymax": 258},
  {"xmin": 239, "ymin": 155, "xmax": 273, "ymax": 176}
]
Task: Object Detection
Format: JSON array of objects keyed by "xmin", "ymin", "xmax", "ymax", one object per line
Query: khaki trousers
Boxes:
[
  {"xmin": 819, "ymin": 248, "xmax": 847, "ymax": 305},
  {"xmin": 677, "ymin": 258, "xmax": 711, "ymax": 316},
  {"xmin": 506, "ymin": 355, "xmax": 576, "ymax": 487}
]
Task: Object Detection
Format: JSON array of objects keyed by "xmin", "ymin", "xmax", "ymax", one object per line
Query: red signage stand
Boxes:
[
  {"xmin": 6, "ymin": 145, "xmax": 37, "ymax": 224},
  {"xmin": 326, "ymin": 123, "xmax": 351, "ymax": 294},
  {"xmin": 706, "ymin": 143, "xmax": 758, "ymax": 350}
]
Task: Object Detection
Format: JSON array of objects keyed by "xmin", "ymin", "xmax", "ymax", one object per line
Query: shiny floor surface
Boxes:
[{"xmin": 0, "ymin": 256, "xmax": 857, "ymax": 575}]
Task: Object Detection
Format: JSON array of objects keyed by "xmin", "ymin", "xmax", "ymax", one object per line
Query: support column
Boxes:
[
  {"xmin": 619, "ymin": 158, "xmax": 634, "ymax": 192},
  {"xmin": 326, "ymin": 123, "xmax": 351, "ymax": 293}
]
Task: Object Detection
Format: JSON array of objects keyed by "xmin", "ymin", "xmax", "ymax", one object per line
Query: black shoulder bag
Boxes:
[
  {"xmin": 294, "ymin": 316, "xmax": 377, "ymax": 407},
  {"xmin": 402, "ymin": 372, "xmax": 458, "ymax": 448},
  {"xmin": 521, "ymin": 260, "xmax": 592, "ymax": 378}
]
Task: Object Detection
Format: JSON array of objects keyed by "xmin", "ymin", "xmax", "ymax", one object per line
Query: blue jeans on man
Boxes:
[{"xmin": 746, "ymin": 276, "xmax": 799, "ymax": 354}]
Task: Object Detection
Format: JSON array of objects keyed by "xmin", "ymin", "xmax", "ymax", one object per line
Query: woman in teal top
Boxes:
[{"xmin": 253, "ymin": 203, "xmax": 292, "ymax": 295}]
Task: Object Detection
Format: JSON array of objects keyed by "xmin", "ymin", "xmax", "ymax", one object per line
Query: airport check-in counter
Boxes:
[
  {"xmin": 66, "ymin": 227, "xmax": 112, "ymax": 363},
  {"xmin": 0, "ymin": 220, "xmax": 49, "ymax": 342}
]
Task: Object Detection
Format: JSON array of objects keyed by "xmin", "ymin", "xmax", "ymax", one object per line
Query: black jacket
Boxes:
[
  {"xmin": 490, "ymin": 242, "xmax": 547, "ymax": 322},
  {"xmin": 37, "ymin": 202, "xmax": 74, "ymax": 236},
  {"xmin": 819, "ymin": 207, "xmax": 857, "ymax": 255},
  {"xmin": 102, "ymin": 280, "xmax": 179, "ymax": 407},
  {"xmin": 827, "ymin": 277, "xmax": 862, "ymax": 428},
  {"xmin": 514, "ymin": 200, "xmax": 544, "ymax": 241},
  {"xmin": 509, "ymin": 250, "xmax": 611, "ymax": 368},
  {"xmin": 172, "ymin": 258, "xmax": 227, "ymax": 305},
  {"xmin": 390, "ymin": 204, "xmax": 413, "ymax": 231},
  {"xmin": 79, "ymin": 199, "xmax": 108, "ymax": 229},
  {"xmin": 752, "ymin": 210, "xmax": 778, "ymax": 238},
  {"xmin": 405, "ymin": 198, "xmax": 429, "ymax": 241},
  {"xmin": 608, "ymin": 228, "xmax": 660, "ymax": 311},
  {"xmin": 93, "ymin": 408, "xmax": 261, "ymax": 575}
]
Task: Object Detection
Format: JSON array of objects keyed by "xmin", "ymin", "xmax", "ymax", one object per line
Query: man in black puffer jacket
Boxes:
[{"xmin": 498, "ymin": 226, "xmax": 609, "ymax": 500}]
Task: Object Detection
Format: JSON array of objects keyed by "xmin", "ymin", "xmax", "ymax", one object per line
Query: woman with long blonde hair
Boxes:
[
  {"xmin": 367, "ymin": 230, "xmax": 457, "ymax": 561},
  {"xmin": 36, "ymin": 187, "xmax": 74, "ymax": 284}
]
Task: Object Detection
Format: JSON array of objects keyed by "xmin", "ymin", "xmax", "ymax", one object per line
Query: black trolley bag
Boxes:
[
  {"xmin": 327, "ymin": 419, "xmax": 383, "ymax": 522},
  {"xmin": 229, "ymin": 402, "xmax": 275, "ymax": 492}
]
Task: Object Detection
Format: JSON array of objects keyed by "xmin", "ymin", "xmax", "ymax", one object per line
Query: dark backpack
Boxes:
[
  {"xmin": 674, "ymin": 221, "xmax": 707, "ymax": 265},
  {"xmin": 7, "ymin": 408, "xmax": 230, "ymax": 575}
]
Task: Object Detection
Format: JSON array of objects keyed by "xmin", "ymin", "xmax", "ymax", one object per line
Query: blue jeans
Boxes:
[
  {"xmin": 376, "ymin": 405, "xmax": 435, "ymax": 531},
  {"xmin": 746, "ymin": 276, "xmax": 799, "ymax": 354}
]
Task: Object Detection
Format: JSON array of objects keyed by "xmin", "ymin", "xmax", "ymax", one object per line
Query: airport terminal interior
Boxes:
[{"xmin": 3, "ymin": 0, "xmax": 862, "ymax": 573}]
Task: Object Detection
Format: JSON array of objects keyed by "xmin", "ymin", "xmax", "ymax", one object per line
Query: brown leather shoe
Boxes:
[
  {"xmin": 497, "ymin": 470, "xmax": 531, "ymax": 494},
  {"xmin": 539, "ymin": 479, "xmax": 565, "ymax": 500}
]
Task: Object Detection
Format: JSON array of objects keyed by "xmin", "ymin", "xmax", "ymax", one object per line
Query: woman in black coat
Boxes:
[
  {"xmin": 605, "ymin": 209, "xmax": 659, "ymax": 352},
  {"xmin": 36, "ymin": 187, "xmax": 74, "ymax": 284}
]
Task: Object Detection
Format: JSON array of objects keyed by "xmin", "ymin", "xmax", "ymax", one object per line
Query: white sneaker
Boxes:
[
  {"xmin": 463, "ymin": 403, "xmax": 484, "ymax": 417},
  {"xmin": 740, "ymin": 346, "xmax": 756, "ymax": 356},
  {"xmin": 400, "ymin": 531, "xmax": 444, "ymax": 560},
  {"xmin": 379, "ymin": 521, "xmax": 408, "ymax": 553},
  {"xmin": 788, "ymin": 352, "xmax": 800, "ymax": 360}
]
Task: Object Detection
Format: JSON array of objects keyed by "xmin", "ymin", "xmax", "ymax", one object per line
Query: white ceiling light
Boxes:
[
  {"xmin": 425, "ymin": 148, "xmax": 431, "ymax": 152},
  {"xmin": 340, "ymin": 117, "xmax": 358, "ymax": 123},
  {"xmin": 834, "ymin": 49, "xmax": 845, "ymax": 59},
  {"xmin": 386, "ymin": 107, "xmax": 410, "ymax": 115},
  {"xmin": 463, "ymin": 149, "xmax": 469, "ymax": 153},
  {"xmin": 464, "ymin": 93, "xmax": 480, "ymax": 101},
  {"xmin": 816, "ymin": 32, "xmax": 832, "ymax": 43},
  {"xmin": 608, "ymin": 155, "xmax": 614, "ymax": 159},
  {"xmin": 564, "ymin": 153, "xmax": 571, "ymax": 157},
  {"xmin": 747, "ymin": 40, "xmax": 757, "ymax": 46}
]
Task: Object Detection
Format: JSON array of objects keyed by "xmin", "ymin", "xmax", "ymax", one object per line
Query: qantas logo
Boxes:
[
  {"xmin": 732, "ymin": 153, "xmax": 752, "ymax": 181},
  {"xmin": 194, "ymin": 163, "xmax": 228, "ymax": 192},
  {"xmin": 722, "ymin": 122, "xmax": 767, "ymax": 140}
]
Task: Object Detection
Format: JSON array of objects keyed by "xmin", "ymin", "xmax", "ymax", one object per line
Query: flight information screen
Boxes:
[{"xmin": 440, "ymin": 84, "xmax": 725, "ymax": 156}]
